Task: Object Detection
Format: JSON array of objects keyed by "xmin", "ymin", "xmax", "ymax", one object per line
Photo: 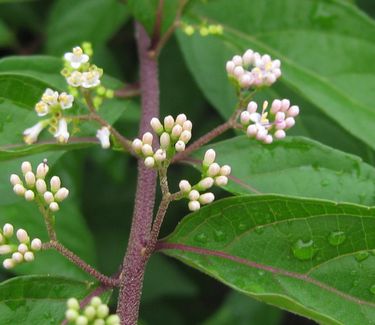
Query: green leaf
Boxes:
[
  {"xmin": 203, "ymin": 291, "xmax": 282, "ymax": 325},
  {"xmin": 179, "ymin": 0, "xmax": 375, "ymax": 149},
  {"xmin": 161, "ymin": 195, "xmax": 375, "ymax": 325},
  {"xmin": 191, "ymin": 136, "xmax": 375, "ymax": 205},
  {"xmin": 0, "ymin": 20, "xmax": 13, "ymax": 47},
  {"xmin": 0, "ymin": 275, "xmax": 96, "ymax": 324},
  {"xmin": 46, "ymin": 0, "xmax": 129, "ymax": 55}
]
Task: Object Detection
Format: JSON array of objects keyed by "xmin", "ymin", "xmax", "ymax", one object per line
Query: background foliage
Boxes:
[{"xmin": 0, "ymin": 0, "xmax": 375, "ymax": 324}]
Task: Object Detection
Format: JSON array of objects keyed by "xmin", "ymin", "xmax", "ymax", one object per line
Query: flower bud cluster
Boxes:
[
  {"xmin": 179, "ymin": 149, "xmax": 231, "ymax": 211},
  {"xmin": 65, "ymin": 296, "xmax": 120, "ymax": 325},
  {"xmin": 182, "ymin": 22, "xmax": 223, "ymax": 36},
  {"xmin": 239, "ymin": 99, "xmax": 299, "ymax": 144},
  {"xmin": 10, "ymin": 160, "xmax": 69, "ymax": 212},
  {"xmin": 0, "ymin": 223, "xmax": 42, "ymax": 269},
  {"xmin": 226, "ymin": 49, "xmax": 281, "ymax": 89},
  {"xmin": 63, "ymin": 46, "xmax": 103, "ymax": 89},
  {"xmin": 132, "ymin": 114, "xmax": 193, "ymax": 168}
]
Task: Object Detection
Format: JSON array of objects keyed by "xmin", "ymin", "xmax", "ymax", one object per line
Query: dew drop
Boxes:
[
  {"xmin": 370, "ymin": 284, "xmax": 375, "ymax": 295},
  {"xmin": 194, "ymin": 233, "xmax": 208, "ymax": 243},
  {"xmin": 292, "ymin": 239, "xmax": 317, "ymax": 261},
  {"xmin": 355, "ymin": 251, "xmax": 369, "ymax": 262},
  {"xmin": 254, "ymin": 225, "xmax": 264, "ymax": 234},
  {"xmin": 328, "ymin": 231, "xmax": 346, "ymax": 246},
  {"xmin": 213, "ymin": 229, "xmax": 226, "ymax": 242}
]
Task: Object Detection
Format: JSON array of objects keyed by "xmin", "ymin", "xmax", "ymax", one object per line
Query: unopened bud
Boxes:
[
  {"xmin": 10, "ymin": 174, "xmax": 22, "ymax": 186},
  {"xmin": 3, "ymin": 223, "xmax": 14, "ymax": 238},
  {"xmin": 24, "ymin": 171, "xmax": 36, "ymax": 187},
  {"xmin": 199, "ymin": 192, "xmax": 215, "ymax": 205},
  {"xmin": 49, "ymin": 202, "xmax": 59, "ymax": 212},
  {"xmin": 142, "ymin": 132, "xmax": 153, "ymax": 145},
  {"xmin": 150, "ymin": 118, "xmax": 164, "ymax": 135},
  {"xmin": 24, "ymin": 251, "xmax": 34, "ymax": 262},
  {"xmin": 76, "ymin": 316, "xmax": 88, "ymax": 325},
  {"xmin": 171, "ymin": 124, "xmax": 183, "ymax": 139},
  {"xmin": 154, "ymin": 149, "xmax": 166, "ymax": 162},
  {"xmin": 132, "ymin": 139, "xmax": 143, "ymax": 153},
  {"xmin": 188, "ymin": 190, "xmax": 200, "ymax": 201},
  {"xmin": 90, "ymin": 297, "xmax": 102, "ymax": 307},
  {"xmin": 13, "ymin": 184, "xmax": 26, "ymax": 196},
  {"xmin": 65, "ymin": 309, "xmax": 79, "ymax": 321},
  {"xmin": 44, "ymin": 191, "xmax": 54, "ymax": 204},
  {"xmin": 16, "ymin": 229, "xmax": 29, "ymax": 243},
  {"xmin": 285, "ymin": 117, "xmax": 295, "ymax": 128},
  {"xmin": 36, "ymin": 179, "xmax": 47, "ymax": 194},
  {"xmin": 31, "ymin": 238, "xmax": 42, "ymax": 251},
  {"xmin": 144, "ymin": 157, "xmax": 155, "ymax": 168},
  {"xmin": 36, "ymin": 162, "xmax": 49, "ymax": 179},
  {"xmin": 175, "ymin": 140, "xmax": 186, "ymax": 152},
  {"xmin": 203, "ymin": 149, "xmax": 216, "ymax": 166},
  {"xmin": 12, "ymin": 252, "xmax": 23, "ymax": 263},
  {"xmin": 220, "ymin": 165, "xmax": 231, "ymax": 176},
  {"xmin": 0, "ymin": 245, "xmax": 13, "ymax": 255},
  {"xmin": 3, "ymin": 258, "xmax": 14, "ymax": 269},
  {"xmin": 207, "ymin": 163, "xmax": 221, "ymax": 177},
  {"xmin": 179, "ymin": 130, "xmax": 191, "ymax": 143},
  {"xmin": 24, "ymin": 190, "xmax": 35, "ymax": 201},
  {"xmin": 215, "ymin": 175, "xmax": 228, "ymax": 186},
  {"xmin": 84, "ymin": 306, "xmax": 96, "ymax": 320},
  {"xmin": 50, "ymin": 176, "xmax": 61, "ymax": 193},
  {"xmin": 141, "ymin": 144, "xmax": 153, "ymax": 157},
  {"xmin": 107, "ymin": 315, "xmax": 121, "ymax": 325},
  {"xmin": 182, "ymin": 120, "xmax": 192, "ymax": 131},
  {"xmin": 18, "ymin": 243, "xmax": 28, "ymax": 254},
  {"xmin": 179, "ymin": 180, "xmax": 191, "ymax": 193},
  {"xmin": 160, "ymin": 132, "xmax": 170, "ymax": 149},
  {"xmin": 288, "ymin": 105, "xmax": 299, "ymax": 117},
  {"xmin": 274, "ymin": 129, "xmax": 286, "ymax": 139},
  {"xmin": 21, "ymin": 161, "xmax": 32, "ymax": 175},
  {"xmin": 55, "ymin": 187, "xmax": 69, "ymax": 202},
  {"xmin": 281, "ymin": 99, "xmax": 290, "ymax": 112},
  {"xmin": 164, "ymin": 115, "xmax": 174, "ymax": 132},
  {"xmin": 198, "ymin": 177, "xmax": 214, "ymax": 190},
  {"xmin": 188, "ymin": 200, "xmax": 200, "ymax": 211},
  {"xmin": 247, "ymin": 101, "xmax": 258, "ymax": 113},
  {"xmin": 67, "ymin": 298, "xmax": 80, "ymax": 310},
  {"xmin": 97, "ymin": 304, "xmax": 109, "ymax": 318}
]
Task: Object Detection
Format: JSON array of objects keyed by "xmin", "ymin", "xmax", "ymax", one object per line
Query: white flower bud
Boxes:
[
  {"xmin": 179, "ymin": 130, "xmax": 191, "ymax": 144},
  {"xmin": 182, "ymin": 120, "xmax": 192, "ymax": 131},
  {"xmin": 76, "ymin": 315, "xmax": 88, "ymax": 325},
  {"xmin": 171, "ymin": 124, "xmax": 183, "ymax": 139},
  {"xmin": 13, "ymin": 184, "xmax": 26, "ymax": 196},
  {"xmin": 233, "ymin": 66, "xmax": 244, "ymax": 78},
  {"xmin": 207, "ymin": 163, "xmax": 221, "ymax": 177},
  {"xmin": 285, "ymin": 117, "xmax": 295, "ymax": 129},
  {"xmin": 176, "ymin": 114, "xmax": 187, "ymax": 125},
  {"xmin": 220, "ymin": 165, "xmax": 231, "ymax": 176},
  {"xmin": 96, "ymin": 127, "xmax": 111, "ymax": 149},
  {"xmin": 188, "ymin": 190, "xmax": 200, "ymax": 201},
  {"xmin": 0, "ymin": 245, "xmax": 13, "ymax": 255},
  {"xmin": 65, "ymin": 309, "xmax": 79, "ymax": 321},
  {"xmin": 0, "ymin": 233, "xmax": 3, "ymax": 244},
  {"xmin": 24, "ymin": 171, "xmax": 36, "ymax": 187},
  {"xmin": 164, "ymin": 115, "xmax": 174, "ymax": 132},
  {"xmin": 239, "ymin": 73, "xmax": 252, "ymax": 88},
  {"xmin": 275, "ymin": 111, "xmax": 285, "ymax": 122},
  {"xmin": 18, "ymin": 243, "xmax": 28, "ymax": 254},
  {"xmin": 16, "ymin": 229, "xmax": 29, "ymax": 244},
  {"xmin": 3, "ymin": 224, "xmax": 13, "ymax": 238},
  {"xmin": 31, "ymin": 238, "xmax": 42, "ymax": 251},
  {"xmin": 232, "ymin": 55, "xmax": 243, "ymax": 66},
  {"xmin": 24, "ymin": 190, "xmax": 35, "ymax": 201},
  {"xmin": 203, "ymin": 149, "xmax": 216, "ymax": 166},
  {"xmin": 288, "ymin": 105, "xmax": 299, "ymax": 117},
  {"xmin": 281, "ymin": 99, "xmax": 290, "ymax": 112},
  {"xmin": 150, "ymin": 118, "xmax": 164, "ymax": 135},
  {"xmin": 160, "ymin": 132, "xmax": 170, "ymax": 149},
  {"xmin": 242, "ymin": 49, "xmax": 254, "ymax": 65},
  {"xmin": 188, "ymin": 200, "xmax": 200, "ymax": 211},
  {"xmin": 179, "ymin": 180, "xmax": 191, "ymax": 193},
  {"xmin": 246, "ymin": 124, "xmax": 258, "ymax": 137},
  {"xmin": 97, "ymin": 304, "xmax": 109, "ymax": 318},
  {"xmin": 49, "ymin": 202, "xmax": 59, "ymax": 212},
  {"xmin": 12, "ymin": 252, "xmax": 23, "ymax": 263},
  {"xmin": 141, "ymin": 144, "xmax": 153, "ymax": 156},
  {"xmin": 270, "ymin": 99, "xmax": 282, "ymax": 114},
  {"xmin": 240, "ymin": 111, "xmax": 251, "ymax": 125},
  {"xmin": 10, "ymin": 174, "xmax": 22, "ymax": 186},
  {"xmin": 215, "ymin": 175, "xmax": 228, "ymax": 186},
  {"xmin": 44, "ymin": 191, "xmax": 54, "ymax": 204},
  {"xmin": 142, "ymin": 132, "xmax": 153, "ymax": 145},
  {"xmin": 199, "ymin": 192, "xmax": 215, "ymax": 205},
  {"xmin": 154, "ymin": 149, "xmax": 166, "ymax": 162},
  {"xmin": 3, "ymin": 258, "xmax": 14, "ymax": 269},
  {"xmin": 90, "ymin": 296, "xmax": 102, "ymax": 307},
  {"xmin": 175, "ymin": 140, "xmax": 185, "ymax": 152},
  {"xmin": 274, "ymin": 129, "xmax": 286, "ymax": 139},
  {"xmin": 21, "ymin": 161, "xmax": 32, "ymax": 175},
  {"xmin": 55, "ymin": 187, "xmax": 69, "ymax": 202},
  {"xmin": 24, "ymin": 251, "xmax": 34, "ymax": 262},
  {"xmin": 36, "ymin": 162, "xmax": 49, "ymax": 179},
  {"xmin": 247, "ymin": 101, "xmax": 258, "ymax": 113},
  {"xmin": 264, "ymin": 135, "xmax": 273, "ymax": 144},
  {"xmin": 106, "ymin": 315, "xmax": 121, "ymax": 325},
  {"xmin": 50, "ymin": 176, "xmax": 61, "ymax": 193},
  {"xmin": 67, "ymin": 298, "xmax": 80, "ymax": 310},
  {"xmin": 36, "ymin": 179, "xmax": 47, "ymax": 194},
  {"xmin": 144, "ymin": 157, "xmax": 155, "ymax": 168},
  {"xmin": 275, "ymin": 120, "xmax": 286, "ymax": 130},
  {"xmin": 132, "ymin": 139, "xmax": 143, "ymax": 153},
  {"xmin": 84, "ymin": 306, "xmax": 96, "ymax": 320},
  {"xmin": 93, "ymin": 319, "xmax": 105, "ymax": 325},
  {"xmin": 226, "ymin": 61, "xmax": 235, "ymax": 74},
  {"xmin": 198, "ymin": 177, "xmax": 214, "ymax": 190}
]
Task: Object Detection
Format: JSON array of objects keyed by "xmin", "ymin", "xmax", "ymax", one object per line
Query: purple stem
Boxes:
[{"xmin": 116, "ymin": 22, "xmax": 159, "ymax": 324}]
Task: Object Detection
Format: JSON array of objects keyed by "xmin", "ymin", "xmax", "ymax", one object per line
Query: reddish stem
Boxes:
[{"xmin": 116, "ymin": 22, "xmax": 159, "ymax": 324}]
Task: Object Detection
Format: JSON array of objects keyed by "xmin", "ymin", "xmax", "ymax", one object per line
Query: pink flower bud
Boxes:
[
  {"xmin": 188, "ymin": 190, "xmax": 200, "ymax": 201},
  {"xmin": 18, "ymin": 243, "xmax": 28, "ymax": 254},
  {"xmin": 182, "ymin": 120, "xmax": 192, "ymax": 131},
  {"xmin": 142, "ymin": 132, "xmax": 153, "ymax": 145},
  {"xmin": 36, "ymin": 179, "xmax": 47, "ymax": 194},
  {"xmin": 198, "ymin": 177, "xmax": 214, "ymax": 190},
  {"xmin": 179, "ymin": 130, "xmax": 192, "ymax": 144},
  {"xmin": 12, "ymin": 252, "xmax": 23, "ymax": 263},
  {"xmin": 21, "ymin": 161, "xmax": 32, "ymax": 175},
  {"xmin": 281, "ymin": 99, "xmax": 290, "ymax": 112},
  {"xmin": 36, "ymin": 162, "xmax": 49, "ymax": 179},
  {"xmin": 220, "ymin": 165, "xmax": 231, "ymax": 176},
  {"xmin": 247, "ymin": 101, "xmax": 258, "ymax": 113},
  {"xmin": 288, "ymin": 105, "xmax": 299, "ymax": 117},
  {"xmin": 240, "ymin": 111, "xmax": 251, "ymax": 125},
  {"xmin": 175, "ymin": 140, "xmax": 186, "ymax": 152},
  {"xmin": 24, "ymin": 251, "xmax": 34, "ymax": 262},
  {"xmin": 49, "ymin": 202, "xmax": 59, "ymax": 212},
  {"xmin": 150, "ymin": 118, "xmax": 163, "ymax": 135},
  {"xmin": 274, "ymin": 129, "xmax": 286, "ymax": 139},
  {"xmin": 50, "ymin": 176, "xmax": 61, "ymax": 193},
  {"xmin": 275, "ymin": 112, "xmax": 285, "ymax": 122},
  {"xmin": 226, "ymin": 61, "xmax": 235, "ymax": 74},
  {"xmin": 144, "ymin": 157, "xmax": 155, "ymax": 168},
  {"xmin": 179, "ymin": 180, "xmax": 191, "ymax": 193},
  {"xmin": 171, "ymin": 124, "xmax": 183, "ymax": 139},
  {"xmin": 215, "ymin": 176, "xmax": 228, "ymax": 186},
  {"xmin": 203, "ymin": 149, "xmax": 216, "ymax": 166},
  {"xmin": 154, "ymin": 149, "xmax": 166, "ymax": 162},
  {"xmin": 285, "ymin": 117, "xmax": 295, "ymax": 129},
  {"xmin": 13, "ymin": 184, "xmax": 26, "ymax": 196},
  {"xmin": 160, "ymin": 132, "xmax": 170, "ymax": 149},
  {"xmin": 232, "ymin": 55, "xmax": 243, "ymax": 66},
  {"xmin": 246, "ymin": 124, "xmax": 258, "ymax": 137},
  {"xmin": 233, "ymin": 66, "xmax": 244, "ymax": 78},
  {"xmin": 199, "ymin": 193, "xmax": 215, "ymax": 205},
  {"xmin": 16, "ymin": 229, "xmax": 29, "ymax": 243},
  {"xmin": 242, "ymin": 49, "xmax": 254, "ymax": 65},
  {"xmin": 55, "ymin": 188, "xmax": 69, "ymax": 202},
  {"xmin": 31, "ymin": 238, "xmax": 42, "ymax": 251},
  {"xmin": 3, "ymin": 224, "xmax": 13, "ymax": 238},
  {"xmin": 24, "ymin": 190, "xmax": 35, "ymax": 201},
  {"xmin": 176, "ymin": 114, "xmax": 187, "ymax": 125},
  {"xmin": 270, "ymin": 99, "xmax": 282, "ymax": 114},
  {"xmin": 3, "ymin": 258, "xmax": 14, "ymax": 269},
  {"xmin": 207, "ymin": 163, "xmax": 220, "ymax": 177},
  {"xmin": 44, "ymin": 191, "xmax": 54, "ymax": 204},
  {"xmin": 264, "ymin": 135, "xmax": 273, "ymax": 144},
  {"xmin": 10, "ymin": 174, "xmax": 22, "ymax": 186},
  {"xmin": 188, "ymin": 200, "xmax": 200, "ymax": 211},
  {"xmin": 24, "ymin": 171, "xmax": 36, "ymax": 187}
]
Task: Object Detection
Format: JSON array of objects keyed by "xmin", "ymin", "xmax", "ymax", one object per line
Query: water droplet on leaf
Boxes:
[
  {"xmin": 328, "ymin": 231, "xmax": 346, "ymax": 246},
  {"xmin": 292, "ymin": 239, "xmax": 317, "ymax": 261}
]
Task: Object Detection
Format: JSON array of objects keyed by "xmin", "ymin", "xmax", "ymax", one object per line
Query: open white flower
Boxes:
[
  {"xmin": 23, "ymin": 122, "xmax": 46, "ymax": 144},
  {"xmin": 81, "ymin": 70, "xmax": 101, "ymax": 88},
  {"xmin": 64, "ymin": 46, "xmax": 89, "ymax": 69},
  {"xmin": 54, "ymin": 118, "xmax": 69, "ymax": 143},
  {"xmin": 96, "ymin": 127, "xmax": 111, "ymax": 149},
  {"xmin": 67, "ymin": 71, "xmax": 83, "ymax": 87},
  {"xmin": 58, "ymin": 92, "xmax": 74, "ymax": 109},
  {"xmin": 41, "ymin": 88, "xmax": 59, "ymax": 106},
  {"xmin": 35, "ymin": 101, "xmax": 49, "ymax": 117}
]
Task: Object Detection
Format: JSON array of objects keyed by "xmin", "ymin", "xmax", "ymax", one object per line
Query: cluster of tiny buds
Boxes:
[
  {"xmin": 0, "ymin": 223, "xmax": 42, "ymax": 269},
  {"xmin": 182, "ymin": 22, "xmax": 223, "ymax": 36},
  {"xmin": 65, "ymin": 296, "xmax": 120, "ymax": 325},
  {"xmin": 10, "ymin": 160, "xmax": 69, "ymax": 212},
  {"xmin": 132, "ymin": 114, "xmax": 192, "ymax": 168},
  {"xmin": 226, "ymin": 49, "xmax": 281, "ymax": 89},
  {"xmin": 239, "ymin": 99, "xmax": 299, "ymax": 143},
  {"xmin": 179, "ymin": 149, "xmax": 231, "ymax": 211}
]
